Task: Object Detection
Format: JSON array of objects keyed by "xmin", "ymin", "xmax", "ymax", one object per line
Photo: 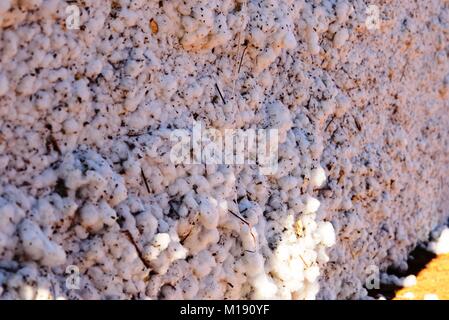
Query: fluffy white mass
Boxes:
[{"xmin": 0, "ymin": 0, "xmax": 448, "ymax": 301}]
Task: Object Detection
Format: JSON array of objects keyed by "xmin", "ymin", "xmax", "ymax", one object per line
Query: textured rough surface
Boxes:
[{"xmin": 0, "ymin": 0, "xmax": 448, "ymax": 300}]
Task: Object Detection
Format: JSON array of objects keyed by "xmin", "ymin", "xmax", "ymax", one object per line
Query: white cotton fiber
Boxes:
[{"xmin": 428, "ymin": 227, "xmax": 449, "ymax": 255}]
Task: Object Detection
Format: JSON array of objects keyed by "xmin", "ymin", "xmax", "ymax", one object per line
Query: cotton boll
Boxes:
[
  {"xmin": 18, "ymin": 220, "xmax": 47, "ymax": 261},
  {"xmin": 80, "ymin": 203, "xmax": 102, "ymax": 232},
  {"xmin": 333, "ymin": 28, "xmax": 349, "ymax": 48},
  {"xmin": 151, "ymin": 233, "xmax": 171, "ymax": 251},
  {"xmin": 198, "ymin": 197, "xmax": 219, "ymax": 230},
  {"xmin": 110, "ymin": 182, "xmax": 128, "ymax": 206},
  {"xmin": 310, "ymin": 166, "xmax": 326, "ymax": 188},
  {"xmin": 252, "ymin": 273, "xmax": 278, "ymax": 299},
  {"xmin": 240, "ymin": 224, "xmax": 257, "ymax": 251},
  {"xmin": 192, "ymin": 250, "xmax": 216, "ymax": 278},
  {"xmin": 86, "ymin": 59, "xmax": 103, "ymax": 78},
  {"xmin": 179, "ymin": 276, "xmax": 199, "ymax": 299},
  {"xmin": 244, "ymin": 253, "xmax": 265, "ymax": 276},
  {"xmin": 120, "ymin": 8, "xmax": 139, "ymax": 27},
  {"xmin": 428, "ymin": 227, "xmax": 449, "ymax": 254},
  {"xmin": 17, "ymin": 75, "xmax": 36, "ymax": 96},
  {"xmin": 335, "ymin": 1, "xmax": 350, "ymax": 24},
  {"xmin": 266, "ymin": 101, "xmax": 292, "ymax": 143},
  {"xmin": 160, "ymin": 75, "xmax": 178, "ymax": 99},
  {"xmin": 317, "ymin": 222, "xmax": 336, "ymax": 247},
  {"xmin": 135, "ymin": 210, "xmax": 158, "ymax": 240},
  {"xmin": 335, "ymin": 93, "xmax": 350, "ymax": 117},
  {"xmin": 35, "ymin": 91, "xmax": 52, "ymax": 111},
  {"xmin": 402, "ymin": 275, "xmax": 417, "ymax": 288},
  {"xmin": 63, "ymin": 118, "xmax": 79, "ymax": 135},
  {"xmin": 183, "ymin": 227, "xmax": 219, "ymax": 255},
  {"xmin": 18, "ymin": 219, "xmax": 66, "ymax": 267},
  {"xmin": 98, "ymin": 201, "xmax": 117, "ymax": 227},
  {"xmin": 74, "ymin": 79, "xmax": 90, "ymax": 101},
  {"xmin": 256, "ymin": 47, "xmax": 278, "ymax": 73},
  {"xmin": 166, "ymin": 242, "xmax": 187, "ymax": 261},
  {"xmin": 304, "ymin": 196, "xmax": 320, "ymax": 214}
]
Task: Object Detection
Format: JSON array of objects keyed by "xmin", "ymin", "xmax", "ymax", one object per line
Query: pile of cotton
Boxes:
[{"xmin": 0, "ymin": 0, "xmax": 448, "ymax": 300}]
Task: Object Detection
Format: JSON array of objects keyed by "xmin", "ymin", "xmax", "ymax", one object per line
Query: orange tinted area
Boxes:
[{"xmin": 395, "ymin": 253, "xmax": 449, "ymax": 300}]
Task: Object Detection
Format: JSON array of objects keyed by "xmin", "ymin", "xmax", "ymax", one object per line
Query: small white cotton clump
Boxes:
[
  {"xmin": 310, "ymin": 166, "xmax": 326, "ymax": 188},
  {"xmin": 144, "ymin": 232, "xmax": 171, "ymax": 262},
  {"xmin": 317, "ymin": 221, "xmax": 336, "ymax": 247},
  {"xmin": 266, "ymin": 101, "xmax": 292, "ymax": 143},
  {"xmin": 18, "ymin": 219, "xmax": 66, "ymax": 267},
  {"xmin": 244, "ymin": 253, "xmax": 265, "ymax": 276},
  {"xmin": 17, "ymin": 75, "xmax": 36, "ymax": 96},
  {"xmin": 333, "ymin": 28, "xmax": 349, "ymax": 48},
  {"xmin": 335, "ymin": 93, "xmax": 350, "ymax": 117},
  {"xmin": 335, "ymin": 1, "xmax": 350, "ymax": 24},
  {"xmin": 86, "ymin": 59, "xmax": 103, "ymax": 78},
  {"xmin": 120, "ymin": 8, "xmax": 139, "ymax": 27},
  {"xmin": 256, "ymin": 48, "xmax": 278, "ymax": 73},
  {"xmin": 198, "ymin": 197, "xmax": 219, "ymax": 230},
  {"xmin": 152, "ymin": 233, "xmax": 171, "ymax": 250},
  {"xmin": 191, "ymin": 250, "xmax": 216, "ymax": 278},
  {"xmin": 402, "ymin": 275, "xmax": 417, "ymax": 288},
  {"xmin": 304, "ymin": 196, "xmax": 320, "ymax": 214},
  {"xmin": 79, "ymin": 203, "xmax": 102, "ymax": 232},
  {"xmin": 252, "ymin": 273, "xmax": 278, "ymax": 299},
  {"xmin": 160, "ymin": 75, "xmax": 178, "ymax": 99},
  {"xmin": 428, "ymin": 227, "xmax": 449, "ymax": 254},
  {"xmin": 63, "ymin": 118, "xmax": 79, "ymax": 134},
  {"xmin": 135, "ymin": 210, "xmax": 158, "ymax": 240},
  {"xmin": 74, "ymin": 79, "xmax": 90, "ymax": 101},
  {"xmin": 35, "ymin": 91, "xmax": 52, "ymax": 111}
]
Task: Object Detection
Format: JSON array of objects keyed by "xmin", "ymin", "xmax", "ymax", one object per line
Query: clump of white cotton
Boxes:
[
  {"xmin": 402, "ymin": 275, "xmax": 417, "ymax": 288},
  {"xmin": 427, "ymin": 226, "xmax": 449, "ymax": 255},
  {"xmin": 18, "ymin": 219, "xmax": 66, "ymax": 267}
]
